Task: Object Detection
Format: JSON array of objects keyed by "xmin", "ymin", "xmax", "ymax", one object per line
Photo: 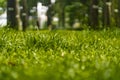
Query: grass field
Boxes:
[{"xmin": 0, "ymin": 28, "xmax": 120, "ymax": 80}]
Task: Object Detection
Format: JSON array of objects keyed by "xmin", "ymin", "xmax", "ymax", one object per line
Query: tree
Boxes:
[
  {"xmin": 89, "ymin": 0, "xmax": 99, "ymax": 29},
  {"xmin": 7, "ymin": 0, "xmax": 22, "ymax": 30},
  {"xmin": 118, "ymin": 0, "xmax": 120, "ymax": 27},
  {"xmin": 46, "ymin": 0, "xmax": 53, "ymax": 28},
  {"xmin": 59, "ymin": 2, "xmax": 65, "ymax": 28},
  {"xmin": 102, "ymin": 0, "xmax": 111, "ymax": 27},
  {"xmin": 66, "ymin": 2, "xmax": 88, "ymax": 27},
  {"xmin": 55, "ymin": 0, "xmax": 70, "ymax": 28},
  {"xmin": 21, "ymin": 0, "xmax": 28, "ymax": 31},
  {"xmin": 0, "ymin": 0, "xmax": 6, "ymax": 9}
]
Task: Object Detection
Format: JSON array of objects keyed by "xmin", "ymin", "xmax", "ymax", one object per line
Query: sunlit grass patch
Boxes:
[{"xmin": 0, "ymin": 28, "xmax": 120, "ymax": 80}]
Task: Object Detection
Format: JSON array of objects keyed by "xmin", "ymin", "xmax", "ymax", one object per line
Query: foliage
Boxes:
[
  {"xmin": 65, "ymin": 2, "xmax": 88, "ymax": 26},
  {"xmin": 0, "ymin": 28, "xmax": 120, "ymax": 80},
  {"xmin": 0, "ymin": 0, "xmax": 6, "ymax": 8},
  {"xmin": 5, "ymin": 0, "xmax": 120, "ymax": 30}
]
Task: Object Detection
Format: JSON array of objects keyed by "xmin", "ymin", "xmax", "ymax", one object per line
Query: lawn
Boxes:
[{"xmin": 0, "ymin": 28, "xmax": 120, "ymax": 80}]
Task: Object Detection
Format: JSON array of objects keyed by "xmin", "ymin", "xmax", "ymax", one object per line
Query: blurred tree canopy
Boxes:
[
  {"xmin": 0, "ymin": 0, "xmax": 6, "ymax": 8},
  {"xmin": 5, "ymin": 0, "xmax": 120, "ymax": 30}
]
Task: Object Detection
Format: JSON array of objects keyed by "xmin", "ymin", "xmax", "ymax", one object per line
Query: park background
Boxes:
[{"xmin": 0, "ymin": 0, "xmax": 120, "ymax": 80}]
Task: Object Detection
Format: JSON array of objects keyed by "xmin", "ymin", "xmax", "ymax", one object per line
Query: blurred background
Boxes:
[{"xmin": 0, "ymin": 0, "xmax": 120, "ymax": 30}]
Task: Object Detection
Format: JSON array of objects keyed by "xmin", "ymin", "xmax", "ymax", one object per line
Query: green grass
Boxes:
[{"xmin": 0, "ymin": 28, "xmax": 120, "ymax": 80}]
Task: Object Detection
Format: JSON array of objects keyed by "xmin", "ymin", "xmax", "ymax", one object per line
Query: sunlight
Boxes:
[
  {"xmin": 0, "ymin": 11, "xmax": 7, "ymax": 27},
  {"xmin": 51, "ymin": 0, "xmax": 56, "ymax": 4}
]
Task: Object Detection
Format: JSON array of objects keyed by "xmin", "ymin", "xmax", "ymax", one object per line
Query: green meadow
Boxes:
[{"xmin": 0, "ymin": 28, "xmax": 120, "ymax": 80}]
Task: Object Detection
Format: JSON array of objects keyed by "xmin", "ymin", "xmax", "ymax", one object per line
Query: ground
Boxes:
[{"xmin": 0, "ymin": 28, "xmax": 120, "ymax": 80}]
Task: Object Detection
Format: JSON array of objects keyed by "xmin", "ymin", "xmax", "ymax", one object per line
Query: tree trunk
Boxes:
[
  {"xmin": 47, "ymin": 5, "xmax": 52, "ymax": 28},
  {"xmin": 7, "ymin": 0, "xmax": 22, "ymax": 30},
  {"xmin": 21, "ymin": 0, "xmax": 28, "ymax": 31},
  {"xmin": 61, "ymin": 6, "xmax": 65, "ymax": 28},
  {"xmin": 45, "ymin": 0, "xmax": 52, "ymax": 29},
  {"xmin": 58, "ymin": 6, "xmax": 65, "ymax": 28},
  {"xmin": 89, "ymin": 0, "xmax": 99, "ymax": 29},
  {"xmin": 118, "ymin": 0, "xmax": 120, "ymax": 27},
  {"xmin": 102, "ymin": 0, "xmax": 111, "ymax": 27},
  {"xmin": 7, "ymin": 0, "xmax": 16, "ymax": 28}
]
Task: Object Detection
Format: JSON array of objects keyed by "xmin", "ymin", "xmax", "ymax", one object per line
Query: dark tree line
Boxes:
[
  {"xmin": 7, "ymin": 0, "xmax": 22, "ymax": 30},
  {"xmin": 7, "ymin": 0, "xmax": 120, "ymax": 30}
]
